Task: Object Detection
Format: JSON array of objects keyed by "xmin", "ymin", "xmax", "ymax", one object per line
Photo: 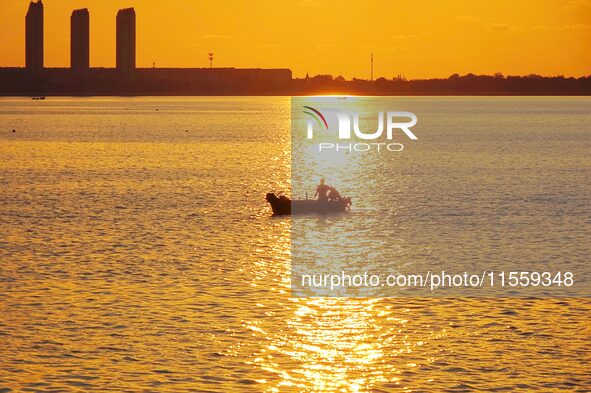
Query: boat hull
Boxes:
[{"xmin": 266, "ymin": 193, "xmax": 351, "ymax": 215}]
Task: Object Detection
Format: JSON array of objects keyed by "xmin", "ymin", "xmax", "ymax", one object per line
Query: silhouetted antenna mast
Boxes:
[
  {"xmin": 370, "ymin": 53, "xmax": 374, "ymax": 81},
  {"xmin": 208, "ymin": 52, "xmax": 214, "ymax": 68}
]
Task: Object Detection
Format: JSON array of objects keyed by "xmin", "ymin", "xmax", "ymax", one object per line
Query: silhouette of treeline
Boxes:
[
  {"xmin": 1, "ymin": 68, "xmax": 590, "ymax": 96},
  {"xmin": 293, "ymin": 73, "xmax": 591, "ymax": 95}
]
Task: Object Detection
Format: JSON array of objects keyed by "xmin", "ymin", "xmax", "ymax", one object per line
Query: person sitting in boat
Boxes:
[
  {"xmin": 314, "ymin": 178, "xmax": 331, "ymax": 202},
  {"xmin": 328, "ymin": 187, "xmax": 342, "ymax": 202}
]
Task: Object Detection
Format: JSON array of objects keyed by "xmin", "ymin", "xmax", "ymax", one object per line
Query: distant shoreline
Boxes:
[
  {"xmin": 2, "ymin": 67, "xmax": 590, "ymax": 96},
  {"xmin": 2, "ymin": 94, "xmax": 591, "ymax": 97}
]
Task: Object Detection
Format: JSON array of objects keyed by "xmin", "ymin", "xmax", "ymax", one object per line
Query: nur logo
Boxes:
[{"xmin": 303, "ymin": 106, "xmax": 418, "ymax": 140}]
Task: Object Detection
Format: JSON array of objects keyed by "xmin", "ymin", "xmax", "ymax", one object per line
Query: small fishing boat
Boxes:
[
  {"xmin": 31, "ymin": 96, "xmax": 45, "ymax": 100},
  {"xmin": 266, "ymin": 193, "xmax": 352, "ymax": 215}
]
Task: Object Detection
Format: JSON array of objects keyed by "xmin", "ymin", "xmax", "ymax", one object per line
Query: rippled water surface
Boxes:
[
  {"xmin": 0, "ymin": 97, "xmax": 590, "ymax": 392},
  {"xmin": 290, "ymin": 97, "xmax": 591, "ymax": 297}
]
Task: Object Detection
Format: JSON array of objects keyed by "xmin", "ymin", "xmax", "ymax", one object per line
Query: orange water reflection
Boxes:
[{"xmin": 247, "ymin": 219, "xmax": 443, "ymax": 392}]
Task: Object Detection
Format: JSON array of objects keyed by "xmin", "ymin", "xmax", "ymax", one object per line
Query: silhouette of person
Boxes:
[
  {"xmin": 314, "ymin": 178, "xmax": 331, "ymax": 202},
  {"xmin": 328, "ymin": 187, "xmax": 341, "ymax": 201}
]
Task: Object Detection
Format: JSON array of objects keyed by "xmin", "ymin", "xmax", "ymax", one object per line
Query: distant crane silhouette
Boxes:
[
  {"xmin": 370, "ymin": 53, "xmax": 374, "ymax": 81},
  {"xmin": 208, "ymin": 52, "xmax": 214, "ymax": 68}
]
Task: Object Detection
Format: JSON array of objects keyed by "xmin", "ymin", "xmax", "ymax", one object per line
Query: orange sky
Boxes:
[{"xmin": 1, "ymin": 0, "xmax": 590, "ymax": 79}]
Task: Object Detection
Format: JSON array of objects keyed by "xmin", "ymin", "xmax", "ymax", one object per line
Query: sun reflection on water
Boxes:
[
  {"xmin": 278, "ymin": 298, "xmax": 398, "ymax": 392},
  {"xmin": 246, "ymin": 218, "xmax": 439, "ymax": 392},
  {"xmin": 246, "ymin": 291, "xmax": 451, "ymax": 393}
]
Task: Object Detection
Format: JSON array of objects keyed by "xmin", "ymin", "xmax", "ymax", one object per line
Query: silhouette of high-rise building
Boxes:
[
  {"xmin": 25, "ymin": 0, "xmax": 44, "ymax": 71},
  {"xmin": 116, "ymin": 8, "xmax": 136, "ymax": 74},
  {"xmin": 71, "ymin": 9, "xmax": 89, "ymax": 73}
]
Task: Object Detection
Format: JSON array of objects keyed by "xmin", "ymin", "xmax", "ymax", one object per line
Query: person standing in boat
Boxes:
[{"xmin": 314, "ymin": 178, "xmax": 331, "ymax": 202}]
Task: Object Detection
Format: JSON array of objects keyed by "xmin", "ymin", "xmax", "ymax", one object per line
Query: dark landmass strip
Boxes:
[{"xmin": 1, "ymin": 68, "xmax": 590, "ymax": 96}]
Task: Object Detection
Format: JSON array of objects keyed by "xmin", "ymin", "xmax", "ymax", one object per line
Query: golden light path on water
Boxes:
[
  {"xmin": 244, "ymin": 224, "xmax": 591, "ymax": 392},
  {"xmin": 243, "ymin": 216, "xmax": 437, "ymax": 393},
  {"xmin": 246, "ymin": 239, "xmax": 423, "ymax": 392}
]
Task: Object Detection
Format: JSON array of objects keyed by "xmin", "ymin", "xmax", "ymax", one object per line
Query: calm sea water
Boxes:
[
  {"xmin": 0, "ymin": 97, "xmax": 590, "ymax": 392},
  {"xmin": 290, "ymin": 96, "xmax": 591, "ymax": 297}
]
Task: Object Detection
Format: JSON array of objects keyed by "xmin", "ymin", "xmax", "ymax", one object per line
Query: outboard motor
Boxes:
[{"xmin": 344, "ymin": 197, "xmax": 352, "ymax": 212}]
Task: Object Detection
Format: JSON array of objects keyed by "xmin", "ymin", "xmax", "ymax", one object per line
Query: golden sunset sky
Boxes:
[{"xmin": 1, "ymin": 0, "xmax": 590, "ymax": 79}]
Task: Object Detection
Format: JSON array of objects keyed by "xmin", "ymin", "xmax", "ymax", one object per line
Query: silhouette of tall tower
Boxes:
[
  {"xmin": 25, "ymin": 0, "xmax": 44, "ymax": 71},
  {"xmin": 116, "ymin": 8, "xmax": 136, "ymax": 74},
  {"xmin": 71, "ymin": 9, "xmax": 89, "ymax": 73}
]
